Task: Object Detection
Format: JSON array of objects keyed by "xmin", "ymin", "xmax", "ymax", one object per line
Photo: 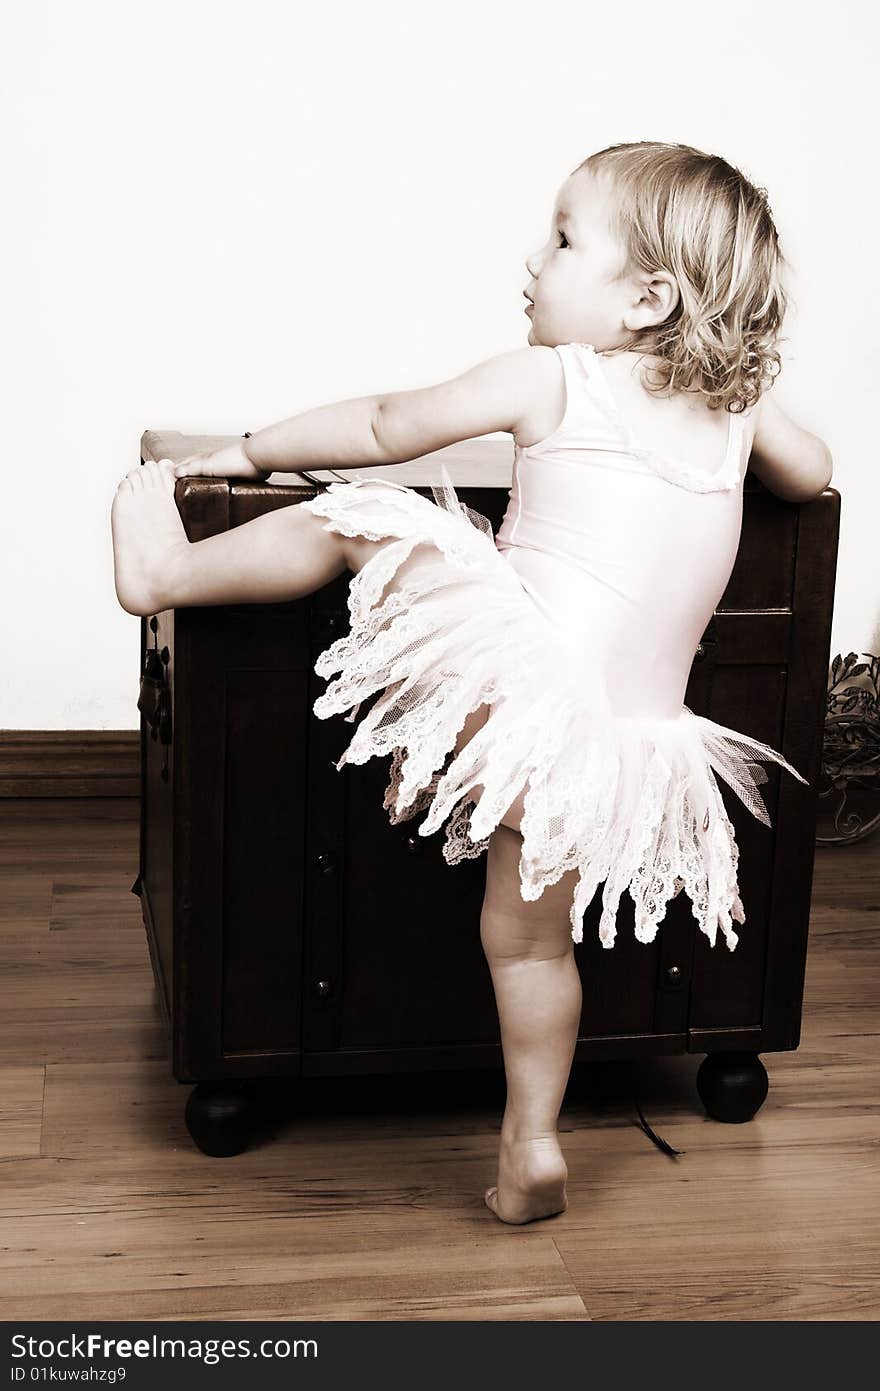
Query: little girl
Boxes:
[{"xmin": 111, "ymin": 141, "xmax": 831, "ymax": 1226}]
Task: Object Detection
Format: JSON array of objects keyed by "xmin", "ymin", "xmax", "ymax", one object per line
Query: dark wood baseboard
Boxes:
[{"xmin": 0, "ymin": 731, "xmax": 139, "ymax": 797}]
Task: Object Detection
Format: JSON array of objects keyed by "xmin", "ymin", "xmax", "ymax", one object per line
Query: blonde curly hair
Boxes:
[{"xmin": 576, "ymin": 141, "xmax": 791, "ymax": 414}]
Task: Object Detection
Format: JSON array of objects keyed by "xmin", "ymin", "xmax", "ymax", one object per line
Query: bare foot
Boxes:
[
  {"xmin": 484, "ymin": 1133, "xmax": 568, "ymax": 1224},
  {"xmin": 111, "ymin": 459, "xmax": 190, "ymax": 616}
]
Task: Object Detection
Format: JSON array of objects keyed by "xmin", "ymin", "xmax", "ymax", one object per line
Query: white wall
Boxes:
[{"xmin": 2, "ymin": 0, "xmax": 876, "ymax": 729}]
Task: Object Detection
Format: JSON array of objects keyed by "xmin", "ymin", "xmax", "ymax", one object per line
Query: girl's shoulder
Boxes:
[{"xmin": 514, "ymin": 346, "xmax": 571, "ymax": 449}]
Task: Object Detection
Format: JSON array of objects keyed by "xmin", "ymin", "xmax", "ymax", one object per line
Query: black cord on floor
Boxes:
[{"xmin": 632, "ymin": 1093, "xmax": 685, "ymax": 1157}]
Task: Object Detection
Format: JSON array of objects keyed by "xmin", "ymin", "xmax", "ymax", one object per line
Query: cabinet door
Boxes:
[
  {"xmin": 303, "ymin": 585, "xmax": 500, "ymax": 1062},
  {"xmin": 175, "ymin": 601, "xmax": 310, "ymax": 1079},
  {"xmin": 687, "ymin": 486, "xmax": 837, "ymax": 1049}
]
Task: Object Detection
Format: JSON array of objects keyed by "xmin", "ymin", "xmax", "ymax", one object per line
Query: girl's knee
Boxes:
[
  {"xmin": 339, "ymin": 531, "xmax": 389, "ymax": 575},
  {"xmin": 480, "ymin": 903, "xmax": 574, "ymax": 964}
]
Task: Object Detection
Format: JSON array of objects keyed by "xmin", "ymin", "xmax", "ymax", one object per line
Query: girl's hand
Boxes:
[{"xmin": 172, "ymin": 440, "xmax": 272, "ymax": 481}]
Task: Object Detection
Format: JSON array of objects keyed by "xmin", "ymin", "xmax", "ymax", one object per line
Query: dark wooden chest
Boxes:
[{"xmin": 134, "ymin": 430, "xmax": 839, "ymax": 1155}]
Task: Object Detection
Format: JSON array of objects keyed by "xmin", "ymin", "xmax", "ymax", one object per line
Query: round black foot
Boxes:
[
  {"xmin": 184, "ymin": 1081, "xmax": 261, "ymax": 1156},
  {"xmin": 696, "ymin": 1050, "xmax": 769, "ymax": 1123}
]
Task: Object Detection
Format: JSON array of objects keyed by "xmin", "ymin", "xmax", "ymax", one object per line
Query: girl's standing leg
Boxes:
[{"xmin": 480, "ymin": 821, "xmax": 582, "ymax": 1224}]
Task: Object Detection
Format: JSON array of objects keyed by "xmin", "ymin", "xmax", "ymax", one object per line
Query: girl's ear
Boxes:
[
  {"xmin": 643, "ymin": 271, "xmax": 679, "ymax": 323},
  {"xmin": 626, "ymin": 270, "xmax": 679, "ymax": 333}
]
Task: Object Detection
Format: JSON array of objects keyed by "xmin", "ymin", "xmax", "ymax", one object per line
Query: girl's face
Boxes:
[{"xmin": 523, "ymin": 169, "xmax": 674, "ymax": 351}]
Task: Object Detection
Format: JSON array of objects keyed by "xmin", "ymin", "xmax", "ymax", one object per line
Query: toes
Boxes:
[
  {"xmin": 484, "ymin": 1186, "xmax": 498, "ymax": 1213},
  {"xmin": 123, "ymin": 460, "xmax": 176, "ymax": 493},
  {"xmin": 155, "ymin": 458, "xmax": 178, "ymax": 489}
]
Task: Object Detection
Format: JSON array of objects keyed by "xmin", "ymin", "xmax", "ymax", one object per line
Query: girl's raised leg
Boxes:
[
  {"xmin": 479, "ymin": 821, "xmax": 582, "ymax": 1224},
  {"xmin": 111, "ymin": 459, "xmax": 380, "ymax": 614}
]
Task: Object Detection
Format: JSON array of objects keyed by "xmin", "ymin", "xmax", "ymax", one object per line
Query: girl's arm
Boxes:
[
  {"xmin": 367, "ymin": 347, "xmax": 553, "ymax": 465},
  {"xmin": 175, "ymin": 348, "xmax": 552, "ymax": 478},
  {"xmin": 747, "ymin": 390, "xmax": 834, "ymax": 502},
  {"xmin": 247, "ymin": 347, "xmax": 549, "ymax": 471}
]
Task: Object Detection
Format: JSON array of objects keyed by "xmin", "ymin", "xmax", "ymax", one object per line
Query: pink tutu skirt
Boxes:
[{"xmin": 300, "ymin": 469, "xmax": 808, "ymax": 952}]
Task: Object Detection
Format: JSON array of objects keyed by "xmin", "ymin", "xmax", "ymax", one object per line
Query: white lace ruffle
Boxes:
[
  {"xmin": 572, "ymin": 343, "xmax": 748, "ymax": 493},
  {"xmin": 301, "ymin": 467, "xmax": 808, "ymax": 950}
]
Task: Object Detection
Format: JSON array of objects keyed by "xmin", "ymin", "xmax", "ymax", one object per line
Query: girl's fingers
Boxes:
[{"xmin": 173, "ymin": 453, "xmax": 211, "ymax": 476}]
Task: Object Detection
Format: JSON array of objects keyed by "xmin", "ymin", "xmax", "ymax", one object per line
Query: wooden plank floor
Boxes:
[{"xmin": 0, "ymin": 797, "xmax": 877, "ymax": 1321}]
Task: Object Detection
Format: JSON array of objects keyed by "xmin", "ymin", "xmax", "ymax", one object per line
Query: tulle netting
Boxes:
[{"xmin": 301, "ymin": 468, "xmax": 809, "ymax": 951}]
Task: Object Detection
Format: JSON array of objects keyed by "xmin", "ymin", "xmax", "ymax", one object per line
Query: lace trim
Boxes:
[{"xmin": 570, "ymin": 343, "xmax": 746, "ymax": 494}]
